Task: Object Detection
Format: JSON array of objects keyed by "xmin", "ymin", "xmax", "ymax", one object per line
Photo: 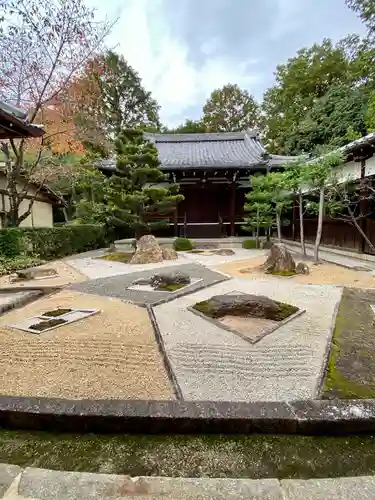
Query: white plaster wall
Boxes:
[
  {"xmin": 366, "ymin": 156, "xmax": 375, "ymax": 177},
  {"xmin": 333, "ymin": 160, "xmax": 361, "ymax": 183}
]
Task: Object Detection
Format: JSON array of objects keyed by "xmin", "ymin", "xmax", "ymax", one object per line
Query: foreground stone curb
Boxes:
[
  {"xmin": 0, "ymin": 397, "xmax": 375, "ymax": 434},
  {"xmin": 2, "ymin": 466, "xmax": 375, "ymax": 499}
]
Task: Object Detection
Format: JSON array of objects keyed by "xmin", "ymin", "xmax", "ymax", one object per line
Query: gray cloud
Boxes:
[{"xmin": 162, "ymin": 0, "xmax": 365, "ymax": 105}]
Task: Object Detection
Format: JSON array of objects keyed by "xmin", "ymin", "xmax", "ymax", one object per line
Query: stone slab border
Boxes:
[
  {"xmin": 187, "ymin": 301, "xmax": 306, "ymax": 346},
  {"xmin": 0, "ymin": 397, "xmax": 375, "ymax": 435},
  {"xmin": 146, "ymin": 305, "xmax": 183, "ymax": 400}
]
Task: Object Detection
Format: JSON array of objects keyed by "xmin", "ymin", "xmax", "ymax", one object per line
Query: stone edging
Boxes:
[
  {"xmin": 0, "ymin": 396, "xmax": 375, "ymax": 435},
  {"xmin": 3, "ymin": 465, "xmax": 375, "ymax": 500},
  {"xmin": 187, "ymin": 302, "xmax": 306, "ymax": 346},
  {"xmin": 146, "ymin": 305, "xmax": 183, "ymax": 400}
]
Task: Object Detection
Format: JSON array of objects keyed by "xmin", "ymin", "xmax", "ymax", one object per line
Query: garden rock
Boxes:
[
  {"xmin": 264, "ymin": 243, "xmax": 296, "ymax": 274},
  {"xmin": 195, "ymin": 293, "xmax": 298, "ymax": 321},
  {"xmin": 130, "ymin": 235, "xmax": 163, "ymax": 264},
  {"xmin": 213, "ymin": 249, "xmax": 235, "ymax": 256},
  {"xmin": 296, "ymin": 262, "xmax": 310, "ymax": 275},
  {"xmin": 162, "ymin": 247, "xmax": 178, "ymax": 260},
  {"xmin": 150, "ymin": 272, "xmax": 190, "ymax": 288},
  {"xmin": 9, "ymin": 267, "xmax": 57, "ymax": 282}
]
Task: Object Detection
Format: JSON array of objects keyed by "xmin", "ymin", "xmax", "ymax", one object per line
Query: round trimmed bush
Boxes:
[
  {"xmin": 242, "ymin": 239, "xmax": 258, "ymax": 249},
  {"xmin": 173, "ymin": 237, "xmax": 194, "ymax": 251}
]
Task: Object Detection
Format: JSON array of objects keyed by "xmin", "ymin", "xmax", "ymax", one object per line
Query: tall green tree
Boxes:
[
  {"xmin": 107, "ymin": 129, "xmax": 183, "ymax": 238},
  {"xmin": 303, "ymin": 151, "xmax": 344, "ymax": 262},
  {"xmin": 166, "ymin": 119, "xmax": 208, "ymax": 134},
  {"xmin": 346, "ymin": 0, "xmax": 375, "ymax": 36},
  {"xmin": 283, "ymin": 83, "xmax": 368, "ymax": 155},
  {"xmin": 242, "ymin": 177, "xmax": 274, "ymax": 248},
  {"xmin": 74, "ymin": 51, "xmax": 161, "ymax": 153},
  {"xmin": 202, "ymin": 84, "xmax": 259, "ymax": 132},
  {"xmin": 262, "ymin": 37, "xmax": 374, "ymax": 155}
]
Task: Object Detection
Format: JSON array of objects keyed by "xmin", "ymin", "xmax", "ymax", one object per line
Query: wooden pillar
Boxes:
[
  {"xmin": 359, "ymin": 157, "xmax": 367, "ymax": 253},
  {"xmin": 230, "ymin": 181, "xmax": 236, "ymax": 237},
  {"xmin": 173, "ymin": 208, "xmax": 178, "ymax": 237}
]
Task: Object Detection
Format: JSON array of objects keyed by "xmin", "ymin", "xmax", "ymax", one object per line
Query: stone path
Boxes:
[
  {"xmin": 2, "ymin": 465, "xmax": 375, "ymax": 499},
  {"xmin": 153, "ymin": 277, "xmax": 342, "ymax": 401},
  {"xmin": 69, "ymin": 263, "xmax": 228, "ymax": 306}
]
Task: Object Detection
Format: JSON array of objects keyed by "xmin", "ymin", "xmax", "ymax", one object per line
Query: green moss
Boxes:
[
  {"xmin": 274, "ymin": 301, "xmax": 299, "ymax": 321},
  {"xmin": 29, "ymin": 318, "xmax": 66, "ymax": 332},
  {"xmin": 1, "ymin": 430, "xmax": 375, "ymax": 479},
  {"xmin": 242, "ymin": 239, "xmax": 258, "ymax": 249},
  {"xmin": 193, "ymin": 300, "xmax": 214, "ymax": 317},
  {"xmin": 43, "ymin": 309, "xmax": 72, "ymax": 317},
  {"xmin": 98, "ymin": 252, "xmax": 133, "ymax": 263},
  {"xmin": 156, "ymin": 283, "xmax": 186, "ymax": 292},
  {"xmin": 189, "ymin": 249, "xmax": 206, "ymax": 254},
  {"xmin": 268, "ymin": 270, "xmax": 296, "ymax": 276},
  {"xmin": 322, "ymin": 289, "xmax": 375, "ymax": 399}
]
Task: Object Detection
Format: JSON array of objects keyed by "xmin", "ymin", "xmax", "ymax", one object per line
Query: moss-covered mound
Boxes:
[{"xmin": 193, "ymin": 294, "xmax": 298, "ymax": 322}]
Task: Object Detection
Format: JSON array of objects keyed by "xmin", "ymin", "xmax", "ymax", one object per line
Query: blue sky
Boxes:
[{"xmin": 87, "ymin": 0, "xmax": 366, "ymax": 127}]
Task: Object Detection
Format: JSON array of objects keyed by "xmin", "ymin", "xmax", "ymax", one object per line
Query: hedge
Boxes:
[
  {"xmin": 242, "ymin": 239, "xmax": 258, "ymax": 249},
  {"xmin": 0, "ymin": 225, "xmax": 107, "ymax": 260}
]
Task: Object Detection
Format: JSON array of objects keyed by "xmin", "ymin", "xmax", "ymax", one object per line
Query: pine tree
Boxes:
[{"xmin": 107, "ymin": 129, "xmax": 183, "ymax": 238}]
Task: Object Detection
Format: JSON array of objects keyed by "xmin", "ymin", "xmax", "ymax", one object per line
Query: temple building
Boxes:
[{"xmin": 100, "ymin": 130, "xmax": 294, "ymax": 238}]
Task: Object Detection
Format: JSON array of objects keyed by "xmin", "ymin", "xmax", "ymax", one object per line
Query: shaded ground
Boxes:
[
  {"xmin": 0, "ymin": 260, "xmax": 87, "ymax": 289},
  {"xmin": 0, "ymin": 290, "xmax": 173, "ymax": 400},
  {"xmin": 216, "ymin": 256, "xmax": 375, "ymax": 288},
  {"xmin": 0, "ymin": 431, "xmax": 375, "ymax": 479},
  {"xmin": 322, "ymin": 287, "xmax": 375, "ymax": 399}
]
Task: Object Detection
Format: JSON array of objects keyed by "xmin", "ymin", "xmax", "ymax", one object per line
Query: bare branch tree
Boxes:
[{"xmin": 0, "ymin": 0, "xmax": 116, "ymax": 226}]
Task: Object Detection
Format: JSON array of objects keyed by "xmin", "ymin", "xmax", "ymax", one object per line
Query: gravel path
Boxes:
[
  {"xmin": 153, "ymin": 277, "xmax": 342, "ymax": 401},
  {"xmin": 0, "ymin": 291, "xmax": 173, "ymax": 400},
  {"xmin": 216, "ymin": 255, "xmax": 375, "ymax": 288}
]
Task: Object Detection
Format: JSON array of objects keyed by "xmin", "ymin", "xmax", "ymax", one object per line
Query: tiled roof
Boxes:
[
  {"xmin": 144, "ymin": 130, "xmax": 290, "ymax": 170},
  {"xmin": 99, "ymin": 131, "xmax": 296, "ymax": 172},
  {"xmin": 0, "ymin": 100, "xmax": 45, "ymax": 139}
]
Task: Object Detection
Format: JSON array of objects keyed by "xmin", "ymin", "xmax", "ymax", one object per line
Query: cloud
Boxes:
[
  {"xmin": 103, "ymin": 0, "xmax": 263, "ymax": 126},
  {"xmin": 88, "ymin": 0, "xmax": 365, "ymax": 127}
]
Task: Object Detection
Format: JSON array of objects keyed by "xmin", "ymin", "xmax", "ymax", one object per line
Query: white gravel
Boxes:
[
  {"xmin": 65, "ymin": 248, "xmax": 263, "ymax": 280},
  {"xmin": 153, "ymin": 277, "xmax": 342, "ymax": 402}
]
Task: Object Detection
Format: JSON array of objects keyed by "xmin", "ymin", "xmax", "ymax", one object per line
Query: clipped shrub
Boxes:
[
  {"xmin": 0, "ymin": 228, "xmax": 22, "ymax": 257},
  {"xmin": 0, "ymin": 224, "xmax": 106, "ymax": 261},
  {"xmin": 173, "ymin": 237, "xmax": 194, "ymax": 251},
  {"xmin": 242, "ymin": 239, "xmax": 258, "ymax": 249}
]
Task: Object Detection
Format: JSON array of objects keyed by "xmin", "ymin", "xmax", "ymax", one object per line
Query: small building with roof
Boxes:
[
  {"xmin": 100, "ymin": 130, "xmax": 294, "ymax": 238},
  {"xmin": 0, "ymin": 101, "xmax": 63, "ymax": 228}
]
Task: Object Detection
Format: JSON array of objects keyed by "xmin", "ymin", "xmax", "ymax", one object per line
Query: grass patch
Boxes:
[
  {"xmin": 156, "ymin": 283, "xmax": 186, "ymax": 292},
  {"xmin": 322, "ymin": 287, "xmax": 375, "ymax": 399},
  {"xmin": 1, "ymin": 430, "xmax": 375, "ymax": 479},
  {"xmin": 98, "ymin": 252, "xmax": 133, "ymax": 263},
  {"xmin": 43, "ymin": 309, "xmax": 72, "ymax": 317},
  {"xmin": 189, "ymin": 249, "xmax": 206, "ymax": 254},
  {"xmin": 29, "ymin": 318, "xmax": 66, "ymax": 332}
]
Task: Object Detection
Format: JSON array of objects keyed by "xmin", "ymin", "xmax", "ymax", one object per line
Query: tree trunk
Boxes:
[
  {"xmin": 276, "ymin": 211, "xmax": 282, "ymax": 242},
  {"xmin": 256, "ymin": 207, "xmax": 260, "ymax": 248},
  {"xmin": 298, "ymin": 192, "xmax": 306, "ymax": 256},
  {"xmin": 348, "ymin": 206, "xmax": 375, "ymax": 253},
  {"xmin": 314, "ymin": 187, "xmax": 325, "ymax": 263}
]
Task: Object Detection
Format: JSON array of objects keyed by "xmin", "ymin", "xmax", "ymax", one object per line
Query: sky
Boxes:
[{"xmin": 87, "ymin": 0, "xmax": 366, "ymax": 127}]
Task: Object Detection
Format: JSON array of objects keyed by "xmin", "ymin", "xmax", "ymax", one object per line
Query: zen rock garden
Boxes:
[{"xmin": 1, "ymin": 236, "xmax": 375, "ymax": 405}]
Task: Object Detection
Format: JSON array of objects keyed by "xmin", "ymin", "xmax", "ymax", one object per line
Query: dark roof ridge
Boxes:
[{"xmin": 145, "ymin": 129, "xmax": 260, "ymax": 143}]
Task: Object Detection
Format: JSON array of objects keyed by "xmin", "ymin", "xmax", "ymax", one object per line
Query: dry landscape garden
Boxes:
[{"xmin": 3, "ymin": 0, "xmax": 375, "ymax": 495}]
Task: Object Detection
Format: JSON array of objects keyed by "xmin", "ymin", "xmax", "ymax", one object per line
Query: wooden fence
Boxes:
[{"xmin": 283, "ymin": 217, "xmax": 375, "ymax": 255}]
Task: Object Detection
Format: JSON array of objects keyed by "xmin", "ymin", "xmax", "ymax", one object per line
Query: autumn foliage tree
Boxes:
[
  {"xmin": 0, "ymin": 0, "xmax": 114, "ymax": 226},
  {"xmin": 71, "ymin": 51, "xmax": 161, "ymax": 155}
]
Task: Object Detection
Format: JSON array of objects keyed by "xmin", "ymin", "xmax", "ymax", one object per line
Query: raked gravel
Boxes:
[{"xmin": 153, "ymin": 277, "xmax": 342, "ymax": 402}]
